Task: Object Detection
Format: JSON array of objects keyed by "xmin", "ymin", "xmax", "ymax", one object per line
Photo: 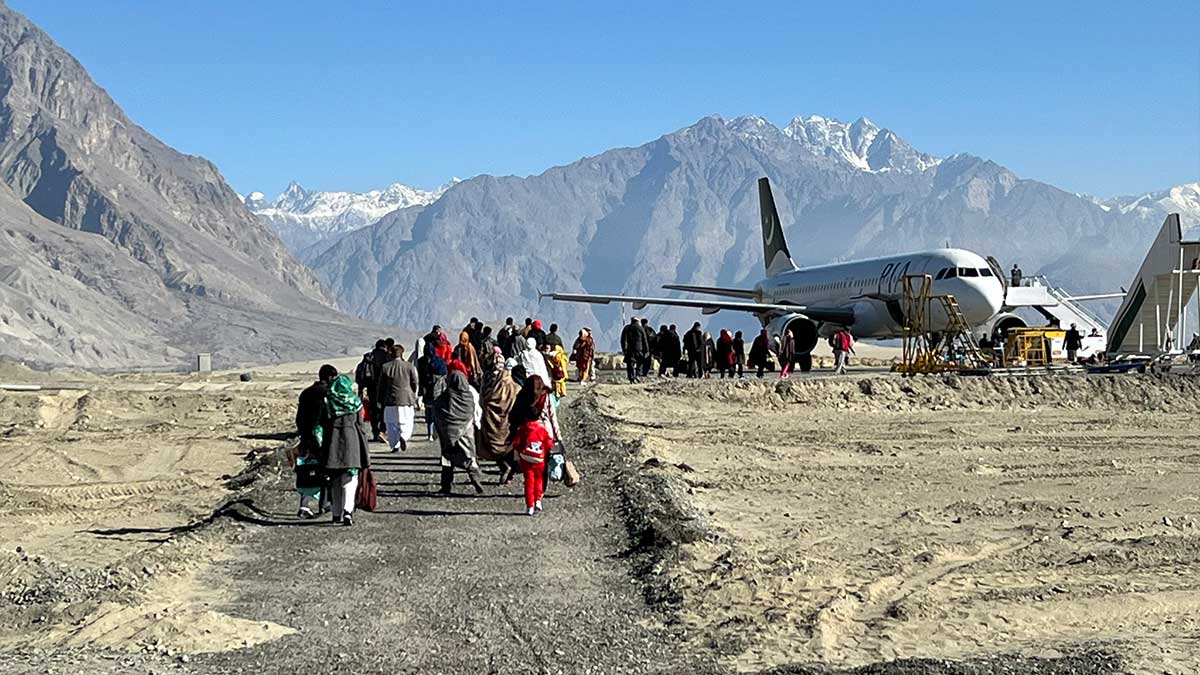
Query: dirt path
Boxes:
[{"xmin": 179, "ymin": 406, "xmax": 722, "ymax": 675}]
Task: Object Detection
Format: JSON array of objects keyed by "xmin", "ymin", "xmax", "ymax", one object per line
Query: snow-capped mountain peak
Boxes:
[
  {"xmin": 247, "ymin": 179, "xmax": 453, "ymax": 252},
  {"xmin": 723, "ymin": 113, "xmax": 940, "ymax": 174}
]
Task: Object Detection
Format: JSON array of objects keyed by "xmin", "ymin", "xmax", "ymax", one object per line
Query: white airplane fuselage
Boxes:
[{"xmin": 755, "ymin": 248, "xmax": 1006, "ymax": 338}]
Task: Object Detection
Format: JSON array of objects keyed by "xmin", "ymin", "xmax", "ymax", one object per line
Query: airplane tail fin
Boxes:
[{"xmin": 759, "ymin": 177, "xmax": 798, "ymax": 277}]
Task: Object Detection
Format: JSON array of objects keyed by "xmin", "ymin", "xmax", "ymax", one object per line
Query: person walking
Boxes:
[
  {"xmin": 507, "ymin": 375, "xmax": 564, "ymax": 513},
  {"xmin": 733, "ymin": 330, "xmax": 746, "ymax": 378},
  {"xmin": 683, "ymin": 322, "xmax": 704, "ymax": 378},
  {"xmin": 702, "ymin": 332, "xmax": 717, "ymax": 378},
  {"xmin": 667, "ymin": 325, "xmax": 683, "ymax": 377},
  {"xmin": 620, "ymin": 317, "xmax": 650, "ymax": 383},
  {"xmin": 420, "ymin": 343, "xmax": 447, "ymax": 442},
  {"xmin": 749, "ymin": 329, "xmax": 771, "ymax": 378},
  {"xmin": 512, "ymin": 418, "xmax": 553, "ymax": 516},
  {"xmin": 376, "ymin": 344, "xmax": 419, "ymax": 452},
  {"xmin": 515, "ymin": 336, "xmax": 550, "ymax": 386},
  {"xmin": 548, "ymin": 343, "xmax": 570, "ymax": 398},
  {"xmin": 641, "ymin": 318, "xmax": 656, "ymax": 378},
  {"xmin": 715, "ymin": 329, "xmax": 735, "ymax": 378},
  {"xmin": 434, "ymin": 368, "xmax": 486, "ymax": 495},
  {"xmin": 294, "ymin": 364, "xmax": 337, "ymax": 518},
  {"xmin": 545, "ymin": 323, "xmax": 564, "ymax": 351},
  {"xmin": 455, "ymin": 330, "xmax": 482, "ymax": 387},
  {"xmin": 777, "ymin": 329, "xmax": 796, "ymax": 379},
  {"xmin": 831, "ymin": 327, "xmax": 854, "ymax": 375},
  {"xmin": 477, "ymin": 351, "xmax": 521, "ymax": 484},
  {"xmin": 318, "ymin": 374, "xmax": 370, "ymax": 526},
  {"xmin": 1065, "ymin": 323, "xmax": 1083, "ymax": 363},
  {"xmin": 527, "ymin": 320, "xmax": 548, "ymax": 349},
  {"xmin": 571, "ymin": 328, "xmax": 596, "ymax": 383},
  {"xmin": 498, "ymin": 317, "xmax": 518, "ymax": 359}
]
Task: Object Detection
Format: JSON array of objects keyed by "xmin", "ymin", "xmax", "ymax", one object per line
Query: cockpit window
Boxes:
[
  {"xmin": 944, "ymin": 267, "xmax": 958, "ymax": 279},
  {"xmin": 958, "ymin": 267, "xmax": 979, "ymax": 277},
  {"xmin": 978, "ymin": 268, "xmax": 993, "ymax": 277},
  {"xmin": 934, "ymin": 268, "xmax": 947, "ymax": 280}
]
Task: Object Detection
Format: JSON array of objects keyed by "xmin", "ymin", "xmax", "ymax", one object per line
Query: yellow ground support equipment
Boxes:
[
  {"xmin": 1003, "ymin": 327, "xmax": 1066, "ymax": 367},
  {"xmin": 895, "ymin": 274, "xmax": 989, "ymax": 375}
]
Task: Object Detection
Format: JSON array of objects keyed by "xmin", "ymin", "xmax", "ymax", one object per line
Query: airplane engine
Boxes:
[
  {"xmin": 981, "ymin": 312, "xmax": 1027, "ymax": 340},
  {"xmin": 765, "ymin": 314, "xmax": 819, "ymax": 372}
]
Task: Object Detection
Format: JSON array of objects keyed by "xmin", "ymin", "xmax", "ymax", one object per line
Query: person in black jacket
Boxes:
[
  {"xmin": 620, "ymin": 317, "xmax": 650, "ymax": 383},
  {"xmin": 733, "ymin": 330, "xmax": 746, "ymax": 378},
  {"xmin": 640, "ymin": 318, "xmax": 656, "ymax": 377},
  {"xmin": 683, "ymin": 322, "xmax": 704, "ymax": 378},
  {"xmin": 668, "ymin": 325, "xmax": 683, "ymax": 377},
  {"xmin": 656, "ymin": 325, "xmax": 674, "ymax": 377},
  {"xmin": 294, "ymin": 364, "xmax": 338, "ymax": 518}
]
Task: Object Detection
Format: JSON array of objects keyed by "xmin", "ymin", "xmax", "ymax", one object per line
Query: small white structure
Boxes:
[{"xmin": 196, "ymin": 353, "xmax": 212, "ymax": 373}]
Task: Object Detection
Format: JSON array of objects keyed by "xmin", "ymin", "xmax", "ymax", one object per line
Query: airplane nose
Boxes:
[{"xmin": 962, "ymin": 278, "xmax": 1004, "ymax": 323}]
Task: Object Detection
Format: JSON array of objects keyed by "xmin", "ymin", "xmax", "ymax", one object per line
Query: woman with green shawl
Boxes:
[{"xmin": 319, "ymin": 374, "xmax": 371, "ymax": 526}]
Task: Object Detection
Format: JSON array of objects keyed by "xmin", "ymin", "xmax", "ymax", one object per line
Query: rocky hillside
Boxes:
[
  {"xmin": 309, "ymin": 114, "xmax": 1191, "ymax": 346},
  {"xmin": 0, "ymin": 3, "xmax": 373, "ymax": 368}
]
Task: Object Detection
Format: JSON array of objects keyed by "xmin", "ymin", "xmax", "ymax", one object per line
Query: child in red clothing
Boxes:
[{"xmin": 512, "ymin": 420, "xmax": 553, "ymax": 516}]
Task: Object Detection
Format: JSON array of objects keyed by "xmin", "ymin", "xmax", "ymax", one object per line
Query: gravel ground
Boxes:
[
  {"xmin": 0, "ymin": 377, "xmax": 1144, "ymax": 674},
  {"xmin": 182, "ymin": 396, "xmax": 724, "ymax": 675}
]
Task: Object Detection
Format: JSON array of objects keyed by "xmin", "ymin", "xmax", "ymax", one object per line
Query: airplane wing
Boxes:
[
  {"xmin": 661, "ymin": 284, "xmax": 757, "ymax": 299},
  {"xmin": 542, "ymin": 292, "xmax": 855, "ymax": 324}
]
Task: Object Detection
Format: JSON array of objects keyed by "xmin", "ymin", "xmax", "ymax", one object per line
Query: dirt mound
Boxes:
[{"xmin": 641, "ymin": 373, "xmax": 1200, "ymax": 414}]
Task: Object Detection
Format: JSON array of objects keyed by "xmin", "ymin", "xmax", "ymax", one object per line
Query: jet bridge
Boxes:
[{"xmin": 1106, "ymin": 214, "xmax": 1200, "ymax": 355}]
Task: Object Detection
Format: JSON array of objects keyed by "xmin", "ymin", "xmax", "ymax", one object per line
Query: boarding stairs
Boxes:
[{"xmin": 1006, "ymin": 275, "xmax": 1107, "ymax": 335}]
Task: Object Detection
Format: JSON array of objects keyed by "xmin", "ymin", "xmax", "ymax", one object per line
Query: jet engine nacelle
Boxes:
[
  {"xmin": 980, "ymin": 312, "xmax": 1027, "ymax": 341},
  {"xmin": 764, "ymin": 313, "xmax": 819, "ymax": 372}
]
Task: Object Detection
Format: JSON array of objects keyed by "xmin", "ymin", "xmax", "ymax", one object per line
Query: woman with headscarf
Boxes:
[
  {"xmin": 548, "ymin": 344, "xmax": 570, "ymax": 398},
  {"xmin": 778, "ymin": 329, "xmax": 796, "ymax": 379},
  {"xmin": 476, "ymin": 349, "xmax": 521, "ymax": 484},
  {"xmin": 748, "ymin": 329, "xmax": 770, "ymax": 378},
  {"xmin": 514, "ymin": 336, "xmax": 550, "ymax": 388},
  {"xmin": 318, "ymin": 374, "xmax": 370, "ymax": 526},
  {"xmin": 455, "ymin": 330, "xmax": 481, "ymax": 386},
  {"xmin": 409, "ymin": 337, "xmax": 426, "ymax": 411},
  {"xmin": 703, "ymin": 332, "xmax": 717, "ymax": 379},
  {"xmin": 716, "ymin": 330, "xmax": 735, "ymax": 379},
  {"xmin": 571, "ymin": 328, "xmax": 596, "ymax": 383},
  {"xmin": 420, "ymin": 341, "xmax": 447, "ymax": 441},
  {"xmin": 434, "ymin": 368, "xmax": 485, "ymax": 494}
]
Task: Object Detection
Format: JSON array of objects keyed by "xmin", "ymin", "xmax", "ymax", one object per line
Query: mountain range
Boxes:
[
  {"xmin": 0, "ymin": 2, "xmax": 375, "ymax": 369},
  {"xmin": 243, "ymin": 180, "xmax": 455, "ymax": 255},
  {"xmin": 295, "ymin": 113, "xmax": 1197, "ymax": 347}
]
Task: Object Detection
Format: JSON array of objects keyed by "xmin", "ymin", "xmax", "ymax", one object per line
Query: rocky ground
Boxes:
[{"xmin": 3, "ymin": 366, "xmax": 1199, "ymax": 673}]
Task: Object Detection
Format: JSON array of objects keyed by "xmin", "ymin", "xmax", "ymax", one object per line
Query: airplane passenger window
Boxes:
[
  {"xmin": 978, "ymin": 268, "xmax": 993, "ymax": 277},
  {"xmin": 959, "ymin": 267, "xmax": 979, "ymax": 277}
]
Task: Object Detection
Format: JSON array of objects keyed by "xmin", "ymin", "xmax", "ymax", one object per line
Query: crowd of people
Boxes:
[
  {"xmin": 617, "ymin": 317, "xmax": 855, "ymax": 382},
  {"xmin": 293, "ymin": 317, "xmax": 591, "ymax": 523},
  {"xmin": 290, "ymin": 315, "xmax": 859, "ymax": 522}
]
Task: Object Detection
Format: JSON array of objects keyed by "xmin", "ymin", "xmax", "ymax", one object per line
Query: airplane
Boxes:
[{"xmin": 544, "ymin": 177, "xmax": 1006, "ymax": 371}]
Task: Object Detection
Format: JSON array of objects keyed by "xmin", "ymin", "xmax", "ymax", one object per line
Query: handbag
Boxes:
[
  {"xmin": 295, "ymin": 456, "xmax": 327, "ymax": 491},
  {"xmin": 355, "ymin": 467, "xmax": 378, "ymax": 512},
  {"xmin": 547, "ymin": 453, "xmax": 566, "ymax": 481},
  {"xmin": 563, "ymin": 460, "xmax": 581, "ymax": 488}
]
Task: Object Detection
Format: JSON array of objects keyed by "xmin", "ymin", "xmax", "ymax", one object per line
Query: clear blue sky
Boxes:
[{"xmin": 12, "ymin": 0, "xmax": 1199, "ymax": 199}]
